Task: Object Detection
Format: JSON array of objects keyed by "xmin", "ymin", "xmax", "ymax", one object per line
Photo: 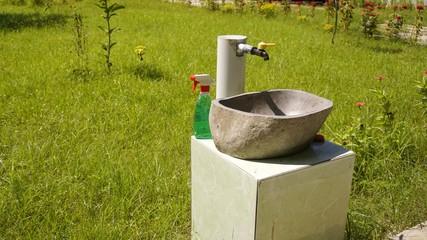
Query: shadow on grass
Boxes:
[
  {"xmin": 368, "ymin": 46, "xmax": 403, "ymax": 54},
  {"xmin": 0, "ymin": 12, "xmax": 69, "ymax": 31},
  {"xmin": 68, "ymin": 68, "xmax": 94, "ymax": 82},
  {"xmin": 132, "ymin": 63, "xmax": 167, "ymax": 81}
]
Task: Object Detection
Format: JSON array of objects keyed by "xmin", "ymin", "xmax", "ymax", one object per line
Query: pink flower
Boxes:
[
  {"xmin": 375, "ymin": 76, "xmax": 385, "ymax": 81},
  {"xmin": 355, "ymin": 102, "xmax": 365, "ymax": 108}
]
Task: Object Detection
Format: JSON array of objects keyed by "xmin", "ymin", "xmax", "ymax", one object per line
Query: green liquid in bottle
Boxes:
[{"xmin": 194, "ymin": 92, "xmax": 212, "ymax": 139}]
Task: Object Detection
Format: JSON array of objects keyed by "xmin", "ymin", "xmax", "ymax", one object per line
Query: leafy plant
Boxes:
[
  {"xmin": 71, "ymin": 7, "xmax": 89, "ymax": 78},
  {"xmin": 332, "ymin": 76, "xmax": 404, "ymax": 182},
  {"xmin": 294, "ymin": 1, "xmax": 303, "ymax": 17},
  {"xmin": 233, "ymin": 0, "xmax": 245, "ymax": 13},
  {"xmin": 204, "ymin": 0, "xmax": 219, "ymax": 11},
  {"xmin": 385, "ymin": 14, "xmax": 403, "ymax": 41},
  {"xmin": 292, "ymin": 1, "xmax": 308, "ymax": 21},
  {"xmin": 259, "ymin": 3, "xmax": 278, "ymax": 18},
  {"xmin": 415, "ymin": 71, "xmax": 427, "ymax": 115},
  {"xmin": 281, "ymin": 0, "xmax": 291, "ymax": 15},
  {"xmin": 32, "ymin": 0, "xmax": 45, "ymax": 6},
  {"xmin": 96, "ymin": 0, "xmax": 125, "ymax": 73},
  {"xmin": 308, "ymin": 1, "xmax": 317, "ymax": 18},
  {"xmin": 134, "ymin": 45, "xmax": 146, "ymax": 62},
  {"xmin": 323, "ymin": 0, "xmax": 336, "ymax": 32},
  {"xmin": 360, "ymin": 1, "xmax": 379, "ymax": 37},
  {"xmin": 411, "ymin": 5, "xmax": 424, "ymax": 43},
  {"xmin": 221, "ymin": 3, "xmax": 234, "ymax": 13},
  {"xmin": 340, "ymin": 0, "xmax": 354, "ymax": 32},
  {"xmin": 370, "ymin": 88, "xmax": 394, "ymax": 129}
]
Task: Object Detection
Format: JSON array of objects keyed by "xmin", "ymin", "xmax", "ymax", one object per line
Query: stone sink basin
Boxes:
[{"xmin": 209, "ymin": 89, "xmax": 333, "ymax": 159}]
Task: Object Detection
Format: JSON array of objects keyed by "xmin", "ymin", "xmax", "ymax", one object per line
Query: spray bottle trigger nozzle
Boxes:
[
  {"xmin": 190, "ymin": 74, "xmax": 215, "ymax": 92},
  {"xmin": 190, "ymin": 75, "xmax": 199, "ymax": 92}
]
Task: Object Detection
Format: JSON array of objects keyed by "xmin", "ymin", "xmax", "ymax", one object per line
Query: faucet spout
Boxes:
[
  {"xmin": 216, "ymin": 36, "xmax": 274, "ymax": 99},
  {"xmin": 251, "ymin": 48, "xmax": 269, "ymax": 61},
  {"xmin": 237, "ymin": 43, "xmax": 270, "ymax": 61}
]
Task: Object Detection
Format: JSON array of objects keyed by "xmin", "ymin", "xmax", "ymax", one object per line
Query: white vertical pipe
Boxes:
[{"xmin": 216, "ymin": 35, "xmax": 247, "ymax": 99}]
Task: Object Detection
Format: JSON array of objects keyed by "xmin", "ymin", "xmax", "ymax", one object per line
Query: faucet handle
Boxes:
[{"xmin": 257, "ymin": 42, "xmax": 275, "ymax": 50}]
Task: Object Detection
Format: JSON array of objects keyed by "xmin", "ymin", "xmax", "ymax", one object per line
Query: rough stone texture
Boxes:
[
  {"xmin": 389, "ymin": 222, "xmax": 427, "ymax": 240},
  {"xmin": 209, "ymin": 89, "xmax": 333, "ymax": 159}
]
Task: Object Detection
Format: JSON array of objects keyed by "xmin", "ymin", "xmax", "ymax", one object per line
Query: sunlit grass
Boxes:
[{"xmin": 0, "ymin": 1, "xmax": 426, "ymax": 239}]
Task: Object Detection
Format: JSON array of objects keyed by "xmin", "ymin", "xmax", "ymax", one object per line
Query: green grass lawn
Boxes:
[{"xmin": 0, "ymin": 0, "xmax": 426, "ymax": 239}]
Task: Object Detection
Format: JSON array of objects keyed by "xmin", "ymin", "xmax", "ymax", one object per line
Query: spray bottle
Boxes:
[{"xmin": 190, "ymin": 74, "xmax": 215, "ymax": 139}]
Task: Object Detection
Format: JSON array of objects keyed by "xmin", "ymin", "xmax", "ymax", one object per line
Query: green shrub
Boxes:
[
  {"xmin": 204, "ymin": 0, "xmax": 219, "ymax": 11},
  {"xmin": 360, "ymin": 2, "xmax": 379, "ymax": 37},
  {"xmin": 385, "ymin": 14, "xmax": 404, "ymax": 41},
  {"xmin": 416, "ymin": 71, "xmax": 427, "ymax": 115},
  {"xmin": 233, "ymin": 0, "xmax": 244, "ymax": 12},
  {"xmin": 259, "ymin": 3, "xmax": 278, "ymax": 18},
  {"xmin": 221, "ymin": 3, "xmax": 234, "ymax": 13},
  {"xmin": 340, "ymin": 0, "xmax": 354, "ymax": 32}
]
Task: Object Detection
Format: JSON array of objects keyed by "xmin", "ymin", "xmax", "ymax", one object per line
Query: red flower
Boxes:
[
  {"xmin": 375, "ymin": 76, "xmax": 384, "ymax": 81},
  {"xmin": 355, "ymin": 102, "xmax": 365, "ymax": 108},
  {"xmin": 295, "ymin": 1, "xmax": 302, "ymax": 5},
  {"xmin": 396, "ymin": 15, "xmax": 402, "ymax": 20},
  {"xmin": 310, "ymin": 1, "xmax": 316, "ymax": 7},
  {"xmin": 424, "ymin": 70, "xmax": 427, "ymax": 75},
  {"xmin": 377, "ymin": 5, "xmax": 381, "ymax": 9},
  {"xmin": 416, "ymin": 5, "xmax": 424, "ymax": 10},
  {"xmin": 393, "ymin": 5, "xmax": 398, "ymax": 9},
  {"xmin": 364, "ymin": 1, "xmax": 374, "ymax": 7},
  {"xmin": 401, "ymin": 4, "xmax": 408, "ymax": 9}
]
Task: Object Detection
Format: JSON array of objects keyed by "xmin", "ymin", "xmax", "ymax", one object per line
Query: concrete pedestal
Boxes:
[{"xmin": 191, "ymin": 136, "xmax": 355, "ymax": 240}]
